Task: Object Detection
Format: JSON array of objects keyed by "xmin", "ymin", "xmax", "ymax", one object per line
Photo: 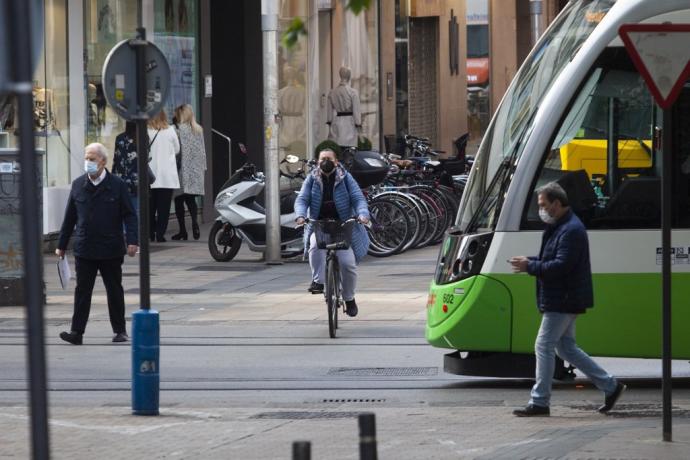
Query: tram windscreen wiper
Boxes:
[
  {"xmin": 618, "ymin": 132, "xmax": 652, "ymax": 156},
  {"xmin": 465, "ymin": 158, "xmax": 512, "ymax": 233}
]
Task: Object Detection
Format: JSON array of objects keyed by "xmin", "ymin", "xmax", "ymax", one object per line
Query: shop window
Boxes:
[
  {"xmin": 466, "ymin": 0, "xmax": 490, "ymax": 154},
  {"xmin": 85, "ymin": 0, "xmax": 138, "ymax": 167},
  {"xmin": 278, "ymin": 0, "xmax": 308, "ymax": 162},
  {"xmin": 153, "ymin": 0, "xmax": 200, "ymax": 116},
  {"xmin": 340, "ymin": 4, "xmax": 379, "ymax": 151},
  {"xmin": 0, "ymin": 0, "xmax": 71, "ymax": 187},
  {"xmin": 395, "ymin": 0, "xmax": 409, "ymax": 141},
  {"xmin": 85, "ymin": 0, "xmax": 200, "ymax": 168}
]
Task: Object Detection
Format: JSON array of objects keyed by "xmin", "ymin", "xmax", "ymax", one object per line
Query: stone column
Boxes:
[
  {"xmin": 436, "ymin": 0, "xmax": 467, "ymax": 156},
  {"xmin": 489, "ymin": 0, "xmax": 517, "ymax": 115}
]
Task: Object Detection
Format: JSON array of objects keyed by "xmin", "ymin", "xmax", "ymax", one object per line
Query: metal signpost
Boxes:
[
  {"xmin": 1, "ymin": 1, "xmax": 50, "ymax": 458},
  {"xmin": 262, "ymin": 0, "xmax": 282, "ymax": 265},
  {"xmin": 619, "ymin": 23, "xmax": 690, "ymax": 442},
  {"xmin": 102, "ymin": 32, "xmax": 170, "ymax": 416}
]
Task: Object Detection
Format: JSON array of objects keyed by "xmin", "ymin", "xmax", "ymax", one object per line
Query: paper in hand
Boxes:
[{"xmin": 57, "ymin": 257, "xmax": 71, "ymax": 290}]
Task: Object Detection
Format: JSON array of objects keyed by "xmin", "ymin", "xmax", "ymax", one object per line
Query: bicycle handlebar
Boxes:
[{"xmin": 296, "ymin": 217, "xmax": 370, "ymax": 229}]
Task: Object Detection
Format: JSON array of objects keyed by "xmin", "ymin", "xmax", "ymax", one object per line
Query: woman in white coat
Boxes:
[{"xmin": 147, "ymin": 110, "xmax": 180, "ymax": 242}]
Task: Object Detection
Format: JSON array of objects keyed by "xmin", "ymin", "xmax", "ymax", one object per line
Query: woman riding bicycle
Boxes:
[{"xmin": 294, "ymin": 148, "xmax": 370, "ymax": 317}]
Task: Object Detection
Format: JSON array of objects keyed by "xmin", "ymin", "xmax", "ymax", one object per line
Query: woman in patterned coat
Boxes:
[
  {"xmin": 112, "ymin": 121, "xmax": 139, "ymax": 214},
  {"xmin": 172, "ymin": 104, "xmax": 207, "ymax": 240}
]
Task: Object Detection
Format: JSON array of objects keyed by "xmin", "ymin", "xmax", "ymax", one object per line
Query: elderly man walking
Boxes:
[
  {"xmin": 509, "ymin": 182, "xmax": 625, "ymax": 416},
  {"xmin": 56, "ymin": 143, "xmax": 138, "ymax": 345}
]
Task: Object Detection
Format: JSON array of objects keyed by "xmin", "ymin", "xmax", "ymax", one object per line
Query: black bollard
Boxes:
[
  {"xmin": 292, "ymin": 441, "xmax": 311, "ymax": 460},
  {"xmin": 359, "ymin": 413, "xmax": 378, "ymax": 460}
]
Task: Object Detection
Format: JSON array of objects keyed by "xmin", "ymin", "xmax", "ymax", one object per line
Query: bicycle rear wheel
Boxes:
[{"xmin": 326, "ymin": 256, "xmax": 339, "ymax": 338}]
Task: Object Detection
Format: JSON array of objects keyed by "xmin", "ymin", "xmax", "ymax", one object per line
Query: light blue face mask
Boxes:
[{"xmin": 84, "ymin": 160, "xmax": 99, "ymax": 175}]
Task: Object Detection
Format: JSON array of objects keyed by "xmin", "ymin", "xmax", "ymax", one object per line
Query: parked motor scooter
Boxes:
[{"xmin": 208, "ymin": 144, "xmax": 309, "ymax": 262}]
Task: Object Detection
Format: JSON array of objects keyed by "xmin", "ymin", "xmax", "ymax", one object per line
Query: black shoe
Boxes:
[
  {"xmin": 345, "ymin": 299, "xmax": 358, "ymax": 317},
  {"xmin": 171, "ymin": 232, "xmax": 188, "ymax": 241},
  {"xmin": 156, "ymin": 235, "xmax": 166, "ymax": 242},
  {"xmin": 599, "ymin": 382, "xmax": 626, "ymax": 413},
  {"xmin": 59, "ymin": 331, "xmax": 83, "ymax": 345},
  {"xmin": 192, "ymin": 223, "xmax": 200, "ymax": 240},
  {"xmin": 308, "ymin": 281, "xmax": 324, "ymax": 294},
  {"xmin": 513, "ymin": 404, "xmax": 550, "ymax": 417},
  {"xmin": 112, "ymin": 332, "xmax": 129, "ymax": 343}
]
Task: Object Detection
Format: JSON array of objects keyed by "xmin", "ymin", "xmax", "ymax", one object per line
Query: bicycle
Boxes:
[{"xmin": 307, "ymin": 218, "xmax": 358, "ymax": 338}]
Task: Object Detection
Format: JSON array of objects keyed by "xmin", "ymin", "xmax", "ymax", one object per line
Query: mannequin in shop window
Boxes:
[
  {"xmin": 0, "ymin": 95, "xmax": 15, "ymax": 130},
  {"xmin": 33, "ymin": 83, "xmax": 56, "ymax": 132},
  {"xmin": 327, "ymin": 66, "xmax": 362, "ymax": 148},
  {"xmin": 0, "ymin": 95, "xmax": 15, "ymax": 148}
]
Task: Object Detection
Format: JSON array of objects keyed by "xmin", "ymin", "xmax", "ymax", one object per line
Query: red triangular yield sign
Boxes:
[{"xmin": 619, "ymin": 24, "xmax": 690, "ymax": 109}]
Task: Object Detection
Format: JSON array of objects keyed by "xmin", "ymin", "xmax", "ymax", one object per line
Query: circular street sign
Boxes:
[{"xmin": 102, "ymin": 39, "xmax": 170, "ymax": 120}]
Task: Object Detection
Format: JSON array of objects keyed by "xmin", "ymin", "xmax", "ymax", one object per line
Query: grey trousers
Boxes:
[{"xmin": 308, "ymin": 233, "xmax": 358, "ymax": 301}]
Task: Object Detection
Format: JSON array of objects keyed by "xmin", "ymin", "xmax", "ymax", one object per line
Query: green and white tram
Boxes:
[{"xmin": 426, "ymin": 0, "xmax": 690, "ymax": 377}]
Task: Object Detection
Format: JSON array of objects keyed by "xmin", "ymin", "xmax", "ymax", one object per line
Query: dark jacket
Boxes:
[
  {"xmin": 58, "ymin": 171, "xmax": 138, "ymax": 260},
  {"xmin": 527, "ymin": 210, "xmax": 593, "ymax": 314}
]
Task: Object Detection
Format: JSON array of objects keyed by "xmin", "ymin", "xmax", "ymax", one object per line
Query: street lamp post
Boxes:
[
  {"xmin": 5, "ymin": 1, "xmax": 51, "ymax": 458},
  {"xmin": 262, "ymin": 0, "xmax": 282, "ymax": 265}
]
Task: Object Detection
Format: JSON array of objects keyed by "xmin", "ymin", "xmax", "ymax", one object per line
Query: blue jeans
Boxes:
[
  {"xmin": 308, "ymin": 233, "xmax": 357, "ymax": 301},
  {"xmin": 529, "ymin": 312, "xmax": 618, "ymax": 408}
]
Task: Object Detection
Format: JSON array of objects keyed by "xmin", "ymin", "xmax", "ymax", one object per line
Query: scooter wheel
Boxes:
[{"xmin": 208, "ymin": 221, "xmax": 242, "ymax": 261}]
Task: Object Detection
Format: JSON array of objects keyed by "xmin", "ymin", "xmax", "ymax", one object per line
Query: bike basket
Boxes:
[{"xmin": 313, "ymin": 220, "xmax": 355, "ymax": 250}]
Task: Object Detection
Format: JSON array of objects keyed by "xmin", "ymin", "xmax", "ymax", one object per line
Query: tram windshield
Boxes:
[{"xmin": 458, "ymin": 0, "xmax": 616, "ymax": 233}]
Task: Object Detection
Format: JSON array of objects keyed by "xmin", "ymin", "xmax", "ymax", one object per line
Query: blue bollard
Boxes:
[{"xmin": 132, "ymin": 309, "xmax": 159, "ymax": 415}]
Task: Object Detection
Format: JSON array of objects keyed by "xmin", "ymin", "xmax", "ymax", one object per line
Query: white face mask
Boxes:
[
  {"xmin": 84, "ymin": 160, "xmax": 99, "ymax": 175},
  {"xmin": 539, "ymin": 208, "xmax": 557, "ymax": 225}
]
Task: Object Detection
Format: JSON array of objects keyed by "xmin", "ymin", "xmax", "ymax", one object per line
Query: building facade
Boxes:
[
  {"xmin": 0, "ymin": 0, "xmax": 570, "ymax": 236},
  {"xmin": 0, "ymin": 0, "xmax": 211, "ymax": 233}
]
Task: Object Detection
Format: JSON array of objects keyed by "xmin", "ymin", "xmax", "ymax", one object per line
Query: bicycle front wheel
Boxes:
[{"xmin": 326, "ymin": 256, "xmax": 339, "ymax": 338}]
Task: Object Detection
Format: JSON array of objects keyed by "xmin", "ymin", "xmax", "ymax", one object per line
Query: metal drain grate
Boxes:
[
  {"xmin": 428, "ymin": 400, "xmax": 504, "ymax": 407},
  {"xmin": 124, "ymin": 288, "xmax": 206, "ymax": 294},
  {"xmin": 322, "ymin": 399, "xmax": 386, "ymax": 403},
  {"xmin": 327, "ymin": 367, "xmax": 438, "ymax": 377},
  {"xmin": 569, "ymin": 403, "xmax": 690, "ymax": 418},
  {"xmin": 251, "ymin": 411, "xmax": 360, "ymax": 420},
  {"xmin": 188, "ymin": 265, "xmax": 266, "ymax": 272}
]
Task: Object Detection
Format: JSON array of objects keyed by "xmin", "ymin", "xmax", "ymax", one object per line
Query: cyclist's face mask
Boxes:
[{"xmin": 319, "ymin": 158, "xmax": 336, "ymax": 175}]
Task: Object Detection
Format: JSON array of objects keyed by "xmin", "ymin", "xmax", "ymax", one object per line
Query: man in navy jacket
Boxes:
[
  {"xmin": 56, "ymin": 143, "xmax": 138, "ymax": 344},
  {"xmin": 509, "ymin": 182, "xmax": 624, "ymax": 417}
]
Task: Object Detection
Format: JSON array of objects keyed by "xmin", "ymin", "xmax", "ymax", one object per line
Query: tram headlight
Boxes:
[{"xmin": 435, "ymin": 229, "xmax": 493, "ymax": 285}]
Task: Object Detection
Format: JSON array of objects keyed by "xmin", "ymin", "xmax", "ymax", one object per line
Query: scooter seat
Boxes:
[
  {"xmin": 280, "ymin": 192, "xmax": 297, "ymax": 215},
  {"xmin": 252, "ymin": 192, "xmax": 297, "ymax": 215}
]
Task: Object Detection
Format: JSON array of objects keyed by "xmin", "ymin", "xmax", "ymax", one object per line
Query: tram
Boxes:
[{"xmin": 426, "ymin": 0, "xmax": 690, "ymax": 377}]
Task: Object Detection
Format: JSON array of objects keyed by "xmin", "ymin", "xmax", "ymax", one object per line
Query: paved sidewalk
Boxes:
[{"xmin": 1, "ymin": 222, "xmax": 689, "ymax": 459}]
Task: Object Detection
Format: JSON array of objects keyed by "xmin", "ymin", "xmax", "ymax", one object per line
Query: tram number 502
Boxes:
[{"xmin": 442, "ymin": 294, "xmax": 454, "ymax": 304}]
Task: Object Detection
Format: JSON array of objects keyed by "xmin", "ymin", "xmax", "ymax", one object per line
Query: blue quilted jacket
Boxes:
[
  {"xmin": 294, "ymin": 166, "xmax": 370, "ymax": 262},
  {"xmin": 527, "ymin": 210, "xmax": 594, "ymax": 314}
]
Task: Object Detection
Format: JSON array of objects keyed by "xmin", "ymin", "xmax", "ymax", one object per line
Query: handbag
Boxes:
[{"xmin": 147, "ymin": 129, "xmax": 161, "ymax": 185}]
